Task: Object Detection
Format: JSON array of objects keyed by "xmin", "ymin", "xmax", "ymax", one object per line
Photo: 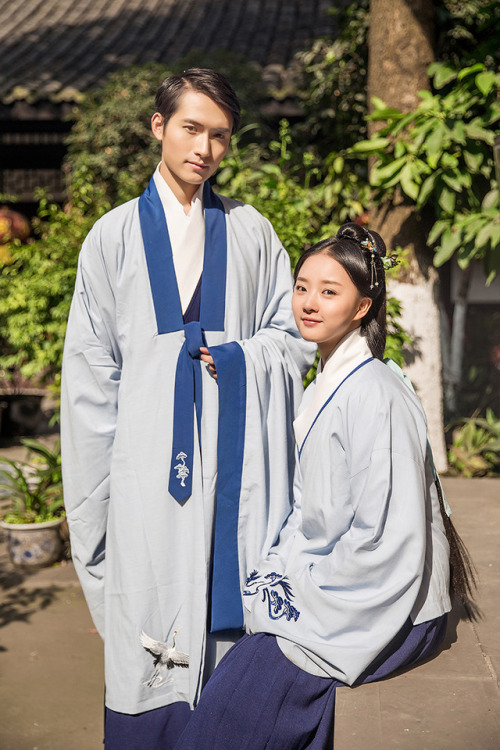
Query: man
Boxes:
[{"xmin": 61, "ymin": 68, "xmax": 314, "ymax": 749}]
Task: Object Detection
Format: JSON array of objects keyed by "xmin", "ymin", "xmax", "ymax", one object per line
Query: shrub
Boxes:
[{"xmin": 447, "ymin": 409, "xmax": 500, "ymax": 476}]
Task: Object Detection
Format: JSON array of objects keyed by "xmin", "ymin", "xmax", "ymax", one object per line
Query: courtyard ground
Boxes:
[{"xmin": 0, "ymin": 438, "xmax": 498, "ymax": 749}]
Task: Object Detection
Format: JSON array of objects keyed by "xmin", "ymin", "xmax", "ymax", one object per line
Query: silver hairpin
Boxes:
[{"xmin": 360, "ymin": 239, "xmax": 378, "ymax": 289}]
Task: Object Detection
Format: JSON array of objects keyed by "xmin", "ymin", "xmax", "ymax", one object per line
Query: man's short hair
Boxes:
[{"xmin": 154, "ymin": 68, "xmax": 241, "ymax": 133}]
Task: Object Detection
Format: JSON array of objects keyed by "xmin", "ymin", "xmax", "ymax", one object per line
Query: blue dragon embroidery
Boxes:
[{"xmin": 243, "ymin": 570, "xmax": 300, "ymax": 622}]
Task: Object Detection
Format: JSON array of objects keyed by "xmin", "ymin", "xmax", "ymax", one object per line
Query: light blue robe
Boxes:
[
  {"xmin": 243, "ymin": 329, "xmax": 451, "ymax": 686},
  {"xmin": 61, "ymin": 178, "xmax": 315, "ymax": 714}
]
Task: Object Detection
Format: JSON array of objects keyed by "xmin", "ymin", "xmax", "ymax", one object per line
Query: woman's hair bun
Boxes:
[{"xmin": 336, "ymin": 222, "xmax": 387, "ymax": 258}]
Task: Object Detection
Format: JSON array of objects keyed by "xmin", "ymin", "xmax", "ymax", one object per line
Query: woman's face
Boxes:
[{"xmin": 292, "ymin": 252, "xmax": 371, "ymax": 363}]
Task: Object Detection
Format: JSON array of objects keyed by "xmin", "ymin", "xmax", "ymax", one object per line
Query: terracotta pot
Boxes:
[{"xmin": 0, "ymin": 517, "xmax": 65, "ymax": 568}]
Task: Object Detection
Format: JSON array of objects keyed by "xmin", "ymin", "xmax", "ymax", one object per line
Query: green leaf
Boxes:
[
  {"xmin": 371, "ymin": 156, "xmax": 407, "ymax": 185},
  {"xmin": 441, "ymin": 171, "xmax": 465, "ymax": 192},
  {"xmin": 399, "ymin": 163, "xmax": 419, "ymax": 201},
  {"xmin": 411, "ymin": 119, "xmax": 435, "ymax": 149},
  {"xmin": 428, "ymin": 152, "xmax": 443, "ymax": 170},
  {"xmin": 370, "ymin": 96, "xmax": 388, "ymax": 112},
  {"xmin": 482, "ymin": 189, "xmax": 499, "ymax": 210},
  {"xmin": 427, "ymin": 62, "xmax": 442, "ymax": 76},
  {"xmin": 476, "ymin": 223, "xmax": 500, "ymax": 253},
  {"xmin": 376, "ymin": 170, "xmax": 407, "ymax": 190},
  {"xmin": 366, "ymin": 107, "xmax": 403, "ymax": 120},
  {"xmin": 394, "ymin": 140, "xmax": 406, "ymax": 158},
  {"xmin": 417, "ymin": 96, "xmax": 438, "ymax": 114},
  {"xmin": 462, "ymin": 216, "xmax": 488, "ymax": 243},
  {"xmin": 459, "ymin": 170, "xmax": 472, "ymax": 189},
  {"xmin": 463, "ymin": 148, "xmax": 484, "ymax": 172},
  {"xmin": 484, "ymin": 235, "xmax": 500, "ymax": 280},
  {"xmin": 457, "ymin": 63, "xmax": 485, "ymax": 80},
  {"xmin": 391, "ymin": 111, "xmax": 420, "ymax": 137},
  {"xmin": 216, "ymin": 166, "xmax": 234, "ymax": 185},
  {"xmin": 457, "ymin": 240, "xmax": 479, "ymax": 268},
  {"xmin": 475, "ymin": 71, "xmax": 496, "ymax": 96},
  {"xmin": 464, "ymin": 121, "xmax": 495, "ymax": 145},
  {"xmin": 433, "ymin": 226, "xmax": 462, "ymax": 266},
  {"xmin": 351, "ymin": 137, "xmax": 390, "ymax": 153},
  {"xmin": 438, "ymin": 186, "xmax": 456, "ymax": 214},
  {"xmin": 413, "ymin": 157, "xmax": 432, "ymax": 177},
  {"xmin": 430, "ymin": 63, "xmax": 457, "ymax": 89},
  {"xmin": 332, "ymin": 155, "xmax": 344, "ymax": 174},
  {"xmin": 417, "ymin": 172, "xmax": 439, "ymax": 208},
  {"xmin": 260, "ymin": 164, "xmax": 281, "ymax": 176},
  {"xmin": 450, "ymin": 120, "xmax": 466, "ymax": 145},
  {"xmin": 440, "ymin": 152, "xmax": 459, "ymax": 169},
  {"xmin": 424, "ymin": 123, "xmax": 446, "ymax": 157}
]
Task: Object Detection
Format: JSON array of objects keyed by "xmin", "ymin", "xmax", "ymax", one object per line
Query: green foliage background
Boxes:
[
  {"xmin": 352, "ymin": 64, "xmax": 499, "ymax": 280},
  {"xmin": 0, "ymin": 185, "xmax": 109, "ymax": 391},
  {"xmin": 1, "ymin": 0, "xmax": 498, "ymax": 398}
]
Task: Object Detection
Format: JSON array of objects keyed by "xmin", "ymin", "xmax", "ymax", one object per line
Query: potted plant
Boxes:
[{"xmin": 0, "ymin": 438, "xmax": 66, "ymax": 568}]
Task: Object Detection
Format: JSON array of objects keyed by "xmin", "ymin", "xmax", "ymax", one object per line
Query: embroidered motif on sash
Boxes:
[
  {"xmin": 243, "ymin": 570, "xmax": 300, "ymax": 622},
  {"xmin": 173, "ymin": 452, "xmax": 189, "ymax": 487}
]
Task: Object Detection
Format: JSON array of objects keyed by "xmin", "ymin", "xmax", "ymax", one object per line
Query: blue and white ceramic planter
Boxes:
[{"xmin": 0, "ymin": 517, "xmax": 65, "ymax": 568}]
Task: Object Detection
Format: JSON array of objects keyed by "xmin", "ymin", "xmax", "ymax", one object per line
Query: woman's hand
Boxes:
[{"xmin": 200, "ymin": 346, "xmax": 217, "ymax": 380}]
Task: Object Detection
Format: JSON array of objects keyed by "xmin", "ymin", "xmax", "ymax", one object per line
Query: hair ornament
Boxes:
[
  {"xmin": 360, "ymin": 238, "xmax": 399, "ymax": 288},
  {"xmin": 360, "ymin": 238, "xmax": 378, "ymax": 289},
  {"xmin": 381, "ymin": 254, "xmax": 399, "ymax": 272}
]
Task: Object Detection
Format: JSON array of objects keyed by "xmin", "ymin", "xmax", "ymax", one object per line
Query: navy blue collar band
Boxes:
[
  {"xmin": 139, "ymin": 177, "xmax": 227, "ymax": 334},
  {"xmin": 299, "ymin": 357, "xmax": 374, "ymax": 457}
]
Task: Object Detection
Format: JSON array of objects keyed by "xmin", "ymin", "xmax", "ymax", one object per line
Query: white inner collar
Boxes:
[
  {"xmin": 293, "ymin": 328, "xmax": 373, "ymax": 449},
  {"xmin": 152, "ymin": 165, "xmax": 205, "ymax": 314}
]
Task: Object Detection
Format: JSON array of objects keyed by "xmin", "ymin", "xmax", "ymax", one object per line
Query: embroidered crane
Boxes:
[
  {"xmin": 140, "ymin": 628, "xmax": 190, "ymax": 688},
  {"xmin": 174, "ymin": 451, "xmax": 190, "ymax": 487}
]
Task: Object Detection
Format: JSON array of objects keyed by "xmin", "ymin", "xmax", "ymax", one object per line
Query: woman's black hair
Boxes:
[
  {"xmin": 436, "ymin": 480, "xmax": 477, "ymax": 616},
  {"xmin": 294, "ymin": 222, "xmax": 388, "ymax": 360},
  {"xmin": 154, "ymin": 68, "xmax": 241, "ymax": 133}
]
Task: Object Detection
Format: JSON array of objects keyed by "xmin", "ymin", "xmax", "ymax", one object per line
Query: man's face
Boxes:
[{"xmin": 151, "ymin": 89, "xmax": 233, "ymax": 203}]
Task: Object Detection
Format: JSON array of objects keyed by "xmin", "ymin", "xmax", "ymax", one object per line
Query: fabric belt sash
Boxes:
[
  {"xmin": 168, "ymin": 320, "xmax": 205, "ymax": 501},
  {"xmin": 139, "ymin": 177, "xmax": 245, "ymax": 628},
  {"xmin": 139, "ymin": 177, "xmax": 228, "ymax": 503}
]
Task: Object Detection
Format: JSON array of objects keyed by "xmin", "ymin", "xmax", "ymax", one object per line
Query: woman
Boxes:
[{"xmin": 175, "ymin": 223, "xmax": 473, "ymax": 750}]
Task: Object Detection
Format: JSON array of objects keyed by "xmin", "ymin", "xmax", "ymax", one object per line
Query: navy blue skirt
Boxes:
[
  {"xmin": 103, "ymin": 629, "xmax": 243, "ymax": 750},
  {"xmin": 174, "ymin": 615, "xmax": 447, "ymax": 750},
  {"xmin": 104, "ymin": 701, "xmax": 191, "ymax": 750}
]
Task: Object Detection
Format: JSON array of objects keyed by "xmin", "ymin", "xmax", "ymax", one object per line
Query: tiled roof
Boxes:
[{"xmin": 0, "ymin": 0, "xmax": 336, "ymax": 105}]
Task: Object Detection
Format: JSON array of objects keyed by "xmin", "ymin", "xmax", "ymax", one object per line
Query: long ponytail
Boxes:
[{"xmin": 435, "ymin": 480, "xmax": 477, "ymax": 615}]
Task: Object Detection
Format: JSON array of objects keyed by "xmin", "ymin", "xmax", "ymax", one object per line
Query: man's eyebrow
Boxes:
[{"xmin": 181, "ymin": 118, "xmax": 231, "ymax": 132}]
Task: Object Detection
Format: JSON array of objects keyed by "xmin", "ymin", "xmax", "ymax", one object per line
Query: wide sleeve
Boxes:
[
  {"xmin": 237, "ymin": 265, "xmax": 315, "ymax": 569},
  {"xmin": 210, "ymin": 224, "xmax": 315, "ymax": 572},
  {"xmin": 207, "ymin": 219, "xmax": 315, "ymax": 628},
  {"xmin": 60, "ymin": 227, "xmax": 121, "ymax": 637},
  {"xmin": 243, "ymin": 383, "xmax": 431, "ymax": 685}
]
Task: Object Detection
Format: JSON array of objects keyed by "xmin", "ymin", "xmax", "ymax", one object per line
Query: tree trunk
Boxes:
[
  {"xmin": 446, "ymin": 265, "xmax": 473, "ymax": 415},
  {"xmin": 368, "ymin": 0, "xmax": 434, "ymax": 113},
  {"xmin": 368, "ymin": 0, "xmax": 448, "ymax": 471}
]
